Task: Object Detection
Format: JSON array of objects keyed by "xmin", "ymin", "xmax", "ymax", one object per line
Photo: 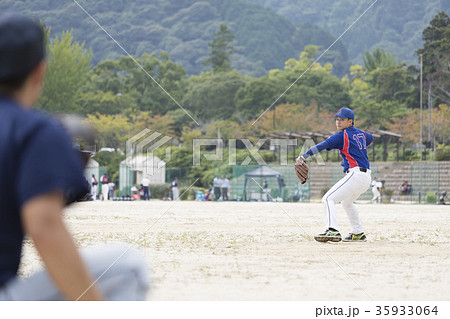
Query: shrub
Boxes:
[
  {"xmin": 436, "ymin": 144, "xmax": 450, "ymax": 161},
  {"xmin": 382, "ymin": 189, "xmax": 393, "ymax": 203},
  {"xmin": 282, "ymin": 187, "xmax": 290, "ymax": 202},
  {"xmin": 271, "ymin": 188, "xmax": 280, "ymax": 198},
  {"xmin": 403, "ymin": 149, "xmax": 419, "ymax": 161},
  {"xmin": 179, "ymin": 187, "xmax": 195, "ymax": 200},
  {"xmin": 149, "ymin": 184, "xmax": 171, "ymax": 199},
  {"xmin": 426, "ymin": 192, "xmax": 437, "ymax": 204}
]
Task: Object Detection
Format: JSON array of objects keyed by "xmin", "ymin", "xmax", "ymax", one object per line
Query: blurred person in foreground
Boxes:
[{"xmin": 0, "ymin": 14, "xmax": 149, "ymax": 300}]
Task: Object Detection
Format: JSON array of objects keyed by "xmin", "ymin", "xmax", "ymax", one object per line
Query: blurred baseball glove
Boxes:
[
  {"xmin": 56, "ymin": 114, "xmax": 96, "ymax": 166},
  {"xmin": 295, "ymin": 156, "xmax": 309, "ymax": 184},
  {"xmin": 56, "ymin": 114, "xmax": 97, "ymax": 205}
]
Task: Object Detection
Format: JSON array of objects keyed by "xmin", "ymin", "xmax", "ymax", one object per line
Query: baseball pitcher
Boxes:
[{"xmin": 295, "ymin": 107, "xmax": 374, "ymax": 242}]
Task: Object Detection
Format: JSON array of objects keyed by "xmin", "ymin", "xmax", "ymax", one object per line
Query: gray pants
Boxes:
[{"xmin": 0, "ymin": 245, "xmax": 150, "ymax": 301}]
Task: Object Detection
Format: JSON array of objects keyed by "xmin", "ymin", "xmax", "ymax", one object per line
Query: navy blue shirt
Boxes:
[
  {"xmin": 0, "ymin": 96, "xmax": 87, "ymax": 286},
  {"xmin": 302, "ymin": 126, "xmax": 374, "ymax": 172}
]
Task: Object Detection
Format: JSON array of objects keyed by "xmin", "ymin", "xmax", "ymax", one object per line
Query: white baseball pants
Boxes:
[
  {"xmin": 0, "ymin": 245, "xmax": 150, "ymax": 301},
  {"xmin": 172, "ymin": 187, "xmax": 179, "ymax": 200},
  {"xmin": 372, "ymin": 188, "xmax": 381, "ymax": 203},
  {"xmin": 91, "ymin": 184, "xmax": 97, "ymax": 200},
  {"xmin": 101, "ymin": 183, "xmax": 109, "ymax": 200},
  {"xmin": 322, "ymin": 167, "xmax": 371, "ymax": 234}
]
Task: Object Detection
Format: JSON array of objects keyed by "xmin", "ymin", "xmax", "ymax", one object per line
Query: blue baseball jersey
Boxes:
[{"xmin": 302, "ymin": 126, "xmax": 374, "ymax": 172}]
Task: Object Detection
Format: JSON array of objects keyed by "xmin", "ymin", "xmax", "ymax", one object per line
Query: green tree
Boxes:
[
  {"xmin": 132, "ymin": 112, "xmax": 176, "ymax": 137},
  {"xmin": 76, "ymin": 90, "xmax": 127, "ymax": 116},
  {"xmin": 38, "ymin": 29, "xmax": 92, "ymax": 113},
  {"xmin": 370, "ymin": 64, "xmax": 417, "ymax": 106},
  {"xmin": 166, "ymin": 109, "xmax": 197, "ymax": 137},
  {"xmin": 183, "ymin": 70, "xmax": 245, "ymax": 121},
  {"xmin": 277, "ymin": 46, "xmax": 351, "ymax": 112},
  {"xmin": 355, "ymin": 99, "xmax": 407, "ymax": 128},
  {"xmin": 234, "ymin": 76, "xmax": 283, "ymax": 120},
  {"xmin": 416, "ymin": 11, "xmax": 450, "ymax": 105},
  {"xmin": 93, "ymin": 151, "xmax": 125, "ymax": 184},
  {"xmin": 86, "ymin": 113, "xmax": 131, "ymax": 150},
  {"xmin": 348, "ymin": 61, "xmax": 415, "ymax": 128},
  {"xmin": 235, "ymin": 45, "xmax": 351, "ymax": 119},
  {"xmin": 205, "ymin": 120, "xmax": 243, "ymax": 140},
  {"xmin": 204, "ymin": 24, "xmax": 234, "ymax": 73},
  {"xmin": 362, "ymin": 48, "xmax": 398, "ymax": 72},
  {"xmin": 85, "ymin": 52, "xmax": 187, "ymax": 115},
  {"xmin": 285, "ymin": 71, "xmax": 351, "ymax": 112}
]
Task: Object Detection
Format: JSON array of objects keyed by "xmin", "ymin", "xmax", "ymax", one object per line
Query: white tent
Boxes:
[{"xmin": 243, "ymin": 166, "xmax": 283, "ymax": 201}]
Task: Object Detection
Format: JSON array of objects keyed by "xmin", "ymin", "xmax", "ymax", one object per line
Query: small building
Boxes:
[
  {"xmin": 84, "ymin": 158, "xmax": 99, "ymax": 183},
  {"xmin": 119, "ymin": 155, "xmax": 166, "ymax": 195}
]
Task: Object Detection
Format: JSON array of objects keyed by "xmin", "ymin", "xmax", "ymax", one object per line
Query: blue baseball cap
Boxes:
[
  {"xmin": 0, "ymin": 14, "xmax": 45, "ymax": 82},
  {"xmin": 335, "ymin": 107, "xmax": 354, "ymax": 120}
]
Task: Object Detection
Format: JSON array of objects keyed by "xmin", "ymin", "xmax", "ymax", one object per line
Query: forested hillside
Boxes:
[
  {"xmin": 2, "ymin": 1, "xmax": 443, "ymax": 74},
  {"xmin": 0, "ymin": 0, "xmax": 349, "ymax": 76},
  {"xmin": 248, "ymin": 0, "xmax": 447, "ymax": 65}
]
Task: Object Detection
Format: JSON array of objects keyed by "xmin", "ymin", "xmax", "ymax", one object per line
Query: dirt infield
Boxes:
[{"xmin": 19, "ymin": 201, "xmax": 450, "ymax": 300}]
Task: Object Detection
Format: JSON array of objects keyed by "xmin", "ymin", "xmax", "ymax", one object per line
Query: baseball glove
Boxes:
[
  {"xmin": 295, "ymin": 156, "xmax": 309, "ymax": 184},
  {"xmin": 56, "ymin": 114, "xmax": 96, "ymax": 166},
  {"xmin": 56, "ymin": 114, "xmax": 97, "ymax": 205}
]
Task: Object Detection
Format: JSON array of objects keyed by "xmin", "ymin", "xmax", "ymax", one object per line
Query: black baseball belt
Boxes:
[{"xmin": 346, "ymin": 167, "xmax": 368, "ymax": 174}]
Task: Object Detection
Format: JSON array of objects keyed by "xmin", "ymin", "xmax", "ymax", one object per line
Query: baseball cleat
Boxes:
[
  {"xmin": 314, "ymin": 229, "xmax": 342, "ymax": 242},
  {"xmin": 342, "ymin": 232, "xmax": 367, "ymax": 242}
]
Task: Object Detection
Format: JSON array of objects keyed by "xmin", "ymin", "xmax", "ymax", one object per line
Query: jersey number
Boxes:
[{"xmin": 353, "ymin": 133, "xmax": 367, "ymax": 150}]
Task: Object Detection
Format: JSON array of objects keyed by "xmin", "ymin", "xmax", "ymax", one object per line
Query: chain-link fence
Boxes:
[
  {"xmin": 410, "ymin": 162, "xmax": 441, "ymax": 203},
  {"xmin": 119, "ymin": 164, "xmax": 134, "ymax": 196},
  {"xmin": 231, "ymin": 165, "xmax": 310, "ymax": 202},
  {"xmin": 118, "ymin": 162, "xmax": 446, "ymax": 203},
  {"xmin": 166, "ymin": 167, "xmax": 190, "ymax": 185}
]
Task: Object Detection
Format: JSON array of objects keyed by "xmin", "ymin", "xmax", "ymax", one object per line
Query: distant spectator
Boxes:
[
  {"xmin": 371, "ymin": 178, "xmax": 383, "ymax": 204},
  {"xmin": 439, "ymin": 191, "xmax": 447, "ymax": 205},
  {"xmin": 205, "ymin": 184, "xmax": 213, "ymax": 201},
  {"xmin": 171, "ymin": 177, "xmax": 179, "ymax": 200},
  {"xmin": 132, "ymin": 186, "xmax": 140, "ymax": 201},
  {"xmin": 91, "ymin": 174, "xmax": 98, "ymax": 200},
  {"xmin": 213, "ymin": 175, "xmax": 222, "ymax": 200},
  {"xmin": 138, "ymin": 184, "xmax": 144, "ymax": 199},
  {"xmin": 221, "ymin": 176, "xmax": 230, "ymax": 201},
  {"xmin": 399, "ymin": 181, "xmax": 412, "ymax": 195},
  {"xmin": 108, "ymin": 181, "xmax": 115, "ymax": 200},
  {"xmin": 101, "ymin": 172, "xmax": 109, "ymax": 201},
  {"xmin": 141, "ymin": 176, "xmax": 150, "ymax": 200},
  {"xmin": 263, "ymin": 178, "xmax": 270, "ymax": 201}
]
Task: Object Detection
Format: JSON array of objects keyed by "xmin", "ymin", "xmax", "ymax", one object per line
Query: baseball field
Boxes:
[{"xmin": 19, "ymin": 200, "xmax": 450, "ymax": 301}]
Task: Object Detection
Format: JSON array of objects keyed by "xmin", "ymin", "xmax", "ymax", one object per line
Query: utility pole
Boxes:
[
  {"xmin": 428, "ymin": 85, "xmax": 431, "ymax": 141},
  {"xmin": 428, "ymin": 84, "xmax": 432, "ymax": 154},
  {"xmin": 419, "ymin": 54, "xmax": 423, "ymax": 203},
  {"xmin": 117, "ymin": 93, "xmax": 123, "ymax": 114},
  {"xmin": 273, "ymin": 105, "xmax": 276, "ymax": 130}
]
